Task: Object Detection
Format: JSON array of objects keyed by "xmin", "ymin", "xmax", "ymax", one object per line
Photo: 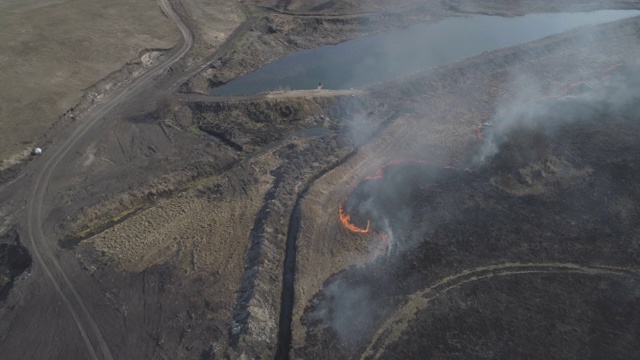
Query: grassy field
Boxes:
[{"xmin": 0, "ymin": 0, "xmax": 180, "ymax": 166}]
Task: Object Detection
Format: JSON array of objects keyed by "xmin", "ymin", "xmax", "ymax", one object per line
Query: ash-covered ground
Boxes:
[{"xmin": 296, "ymin": 65, "xmax": 640, "ymax": 359}]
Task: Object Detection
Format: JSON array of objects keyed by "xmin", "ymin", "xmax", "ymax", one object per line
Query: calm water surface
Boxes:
[{"xmin": 211, "ymin": 10, "xmax": 639, "ymax": 96}]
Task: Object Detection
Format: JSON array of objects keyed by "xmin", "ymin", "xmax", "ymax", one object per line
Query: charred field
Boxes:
[
  {"xmin": 295, "ymin": 65, "xmax": 640, "ymax": 359},
  {"xmin": 3, "ymin": 1, "xmax": 640, "ymax": 359},
  {"xmin": 56, "ymin": 16, "xmax": 640, "ymax": 359}
]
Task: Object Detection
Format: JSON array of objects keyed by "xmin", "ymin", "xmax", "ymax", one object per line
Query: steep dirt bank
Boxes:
[
  {"xmin": 225, "ymin": 95, "xmax": 401, "ymax": 358},
  {"xmin": 4, "ymin": 2, "xmax": 639, "ymax": 359},
  {"xmin": 74, "ymin": 160, "xmax": 275, "ymax": 358},
  {"xmin": 57, "ymin": 14, "xmax": 640, "ymax": 359},
  {"xmin": 63, "ymin": 91, "xmax": 370, "ymax": 248},
  {"xmin": 44, "ymin": 88, "xmax": 376, "ymax": 358},
  {"xmin": 187, "ymin": 94, "xmax": 360, "ymax": 151}
]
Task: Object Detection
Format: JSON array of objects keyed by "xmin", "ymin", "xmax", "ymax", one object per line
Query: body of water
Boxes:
[{"xmin": 211, "ymin": 10, "xmax": 639, "ymax": 96}]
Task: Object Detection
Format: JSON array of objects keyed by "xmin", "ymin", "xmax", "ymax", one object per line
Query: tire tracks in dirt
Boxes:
[
  {"xmin": 0, "ymin": 173, "xmax": 25, "ymax": 196},
  {"xmin": 360, "ymin": 262, "xmax": 639, "ymax": 360},
  {"xmin": 23, "ymin": 0, "xmax": 192, "ymax": 358}
]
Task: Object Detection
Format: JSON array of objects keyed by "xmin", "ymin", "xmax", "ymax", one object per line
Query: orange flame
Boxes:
[
  {"xmin": 339, "ymin": 203, "xmax": 370, "ymax": 233},
  {"xmin": 338, "ymin": 159, "xmax": 430, "ymax": 235},
  {"xmin": 339, "ymin": 160, "xmax": 464, "ymax": 260},
  {"xmin": 562, "ymin": 81, "xmax": 588, "ymax": 96},
  {"xmin": 339, "ymin": 65, "xmax": 618, "ymax": 259},
  {"xmin": 603, "ymin": 63, "xmax": 624, "ymax": 79}
]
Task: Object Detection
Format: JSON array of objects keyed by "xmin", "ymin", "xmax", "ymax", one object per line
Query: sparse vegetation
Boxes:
[
  {"xmin": 2, "ymin": 1, "xmax": 640, "ymax": 359},
  {"xmin": 0, "ymin": 0, "xmax": 180, "ymax": 162}
]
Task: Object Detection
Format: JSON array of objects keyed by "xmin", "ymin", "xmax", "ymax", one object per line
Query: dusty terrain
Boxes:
[
  {"xmin": 0, "ymin": 0, "xmax": 180, "ymax": 167},
  {"xmin": 1, "ymin": 0, "xmax": 640, "ymax": 359}
]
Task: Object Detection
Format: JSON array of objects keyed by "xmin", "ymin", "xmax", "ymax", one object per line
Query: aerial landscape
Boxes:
[{"xmin": 1, "ymin": 0, "xmax": 640, "ymax": 359}]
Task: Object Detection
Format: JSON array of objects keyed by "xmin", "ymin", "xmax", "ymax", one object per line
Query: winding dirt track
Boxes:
[
  {"xmin": 360, "ymin": 262, "xmax": 640, "ymax": 360},
  {"xmin": 23, "ymin": 1, "xmax": 192, "ymax": 359}
]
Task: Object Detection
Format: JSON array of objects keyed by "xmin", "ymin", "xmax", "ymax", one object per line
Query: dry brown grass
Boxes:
[
  {"xmin": 0, "ymin": 0, "xmax": 180, "ymax": 162},
  {"xmin": 80, "ymin": 165, "xmax": 273, "ymax": 274},
  {"xmin": 76, "ymin": 153, "xmax": 277, "ymax": 356},
  {"xmin": 180, "ymin": 0, "xmax": 245, "ymax": 59},
  {"xmin": 292, "ymin": 115, "xmax": 434, "ymax": 349}
]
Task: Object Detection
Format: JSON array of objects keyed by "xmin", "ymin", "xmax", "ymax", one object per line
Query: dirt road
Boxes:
[
  {"xmin": 3, "ymin": 1, "xmax": 638, "ymax": 358},
  {"xmin": 21, "ymin": 0, "xmax": 191, "ymax": 358}
]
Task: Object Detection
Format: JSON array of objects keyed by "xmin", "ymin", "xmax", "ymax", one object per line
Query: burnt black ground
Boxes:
[
  {"xmin": 0, "ymin": 230, "xmax": 31, "ymax": 302},
  {"xmin": 343, "ymin": 162, "xmax": 464, "ymax": 244},
  {"xmin": 381, "ymin": 272, "xmax": 640, "ymax": 359},
  {"xmin": 297, "ymin": 66, "xmax": 640, "ymax": 360},
  {"xmin": 4, "ymin": 4, "xmax": 640, "ymax": 359}
]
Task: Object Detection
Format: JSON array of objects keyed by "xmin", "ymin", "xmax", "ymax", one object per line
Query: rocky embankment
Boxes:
[{"xmin": 187, "ymin": 96, "xmax": 343, "ymax": 151}]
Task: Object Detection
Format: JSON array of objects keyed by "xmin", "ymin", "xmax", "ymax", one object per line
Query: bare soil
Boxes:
[
  {"xmin": 0, "ymin": 0, "xmax": 181, "ymax": 165},
  {"xmin": 1, "ymin": 1, "xmax": 640, "ymax": 359}
]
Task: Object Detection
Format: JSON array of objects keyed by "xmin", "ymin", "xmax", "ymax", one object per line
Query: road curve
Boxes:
[
  {"xmin": 360, "ymin": 262, "xmax": 640, "ymax": 360},
  {"xmin": 24, "ymin": 0, "xmax": 192, "ymax": 359}
]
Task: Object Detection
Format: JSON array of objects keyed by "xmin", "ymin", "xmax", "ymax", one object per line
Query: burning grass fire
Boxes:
[
  {"xmin": 341, "ymin": 63, "xmax": 637, "ymax": 259},
  {"xmin": 338, "ymin": 160, "xmax": 461, "ymax": 256},
  {"xmin": 338, "ymin": 206, "xmax": 370, "ymax": 233}
]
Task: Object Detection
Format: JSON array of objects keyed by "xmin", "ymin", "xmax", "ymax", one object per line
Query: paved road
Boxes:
[{"xmin": 23, "ymin": 0, "xmax": 192, "ymax": 359}]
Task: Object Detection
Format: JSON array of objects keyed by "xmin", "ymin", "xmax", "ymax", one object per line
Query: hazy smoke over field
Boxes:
[
  {"xmin": 308, "ymin": 278, "xmax": 381, "ymax": 345},
  {"xmin": 476, "ymin": 63, "xmax": 640, "ymax": 167},
  {"xmin": 311, "ymin": 10, "xmax": 640, "ymax": 347}
]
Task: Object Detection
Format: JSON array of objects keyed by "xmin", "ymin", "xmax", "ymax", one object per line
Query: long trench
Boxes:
[
  {"xmin": 274, "ymin": 200, "xmax": 302, "ymax": 360},
  {"xmin": 274, "ymin": 110, "xmax": 403, "ymax": 359}
]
